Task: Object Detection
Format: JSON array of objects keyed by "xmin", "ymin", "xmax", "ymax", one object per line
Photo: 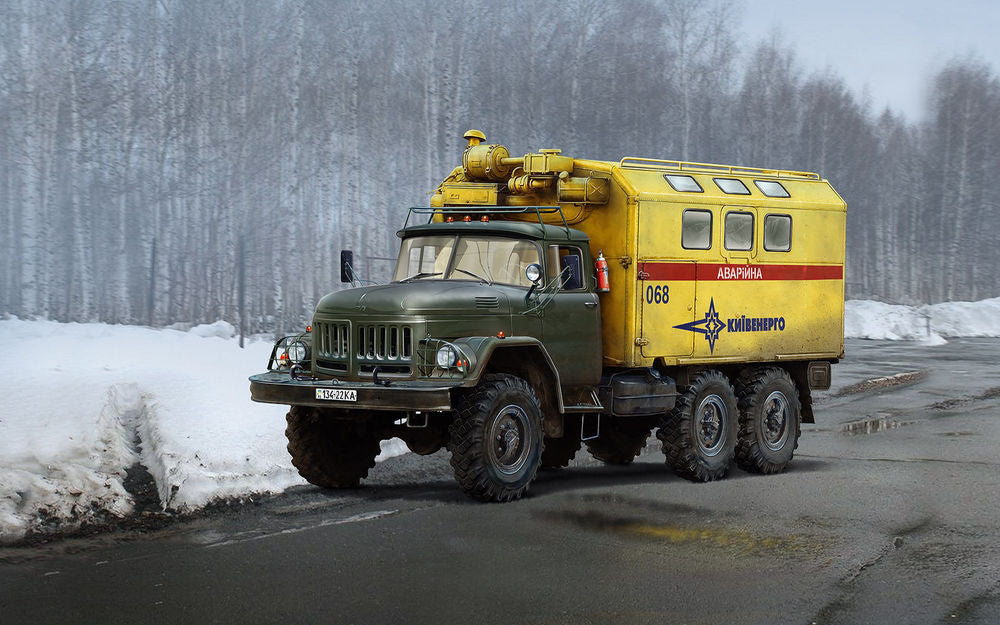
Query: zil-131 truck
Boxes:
[{"xmin": 250, "ymin": 130, "xmax": 846, "ymax": 502}]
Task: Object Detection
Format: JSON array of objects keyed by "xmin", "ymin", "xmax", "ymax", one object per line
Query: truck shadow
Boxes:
[
  {"xmin": 349, "ymin": 454, "xmax": 831, "ymax": 504},
  {"xmin": 530, "ymin": 456, "xmax": 830, "ymax": 497}
]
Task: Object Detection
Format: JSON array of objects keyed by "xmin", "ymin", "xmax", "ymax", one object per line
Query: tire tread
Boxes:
[
  {"xmin": 656, "ymin": 370, "xmax": 736, "ymax": 482},
  {"xmin": 447, "ymin": 373, "xmax": 544, "ymax": 502},
  {"xmin": 733, "ymin": 366, "xmax": 801, "ymax": 474}
]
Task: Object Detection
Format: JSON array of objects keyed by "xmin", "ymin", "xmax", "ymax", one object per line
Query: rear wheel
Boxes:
[
  {"xmin": 285, "ymin": 406, "xmax": 382, "ymax": 488},
  {"xmin": 657, "ymin": 370, "xmax": 737, "ymax": 482},
  {"xmin": 448, "ymin": 374, "xmax": 544, "ymax": 501},
  {"xmin": 734, "ymin": 367, "xmax": 801, "ymax": 474}
]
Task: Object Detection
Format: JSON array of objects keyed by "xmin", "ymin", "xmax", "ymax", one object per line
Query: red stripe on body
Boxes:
[{"xmin": 640, "ymin": 262, "xmax": 843, "ymax": 281}]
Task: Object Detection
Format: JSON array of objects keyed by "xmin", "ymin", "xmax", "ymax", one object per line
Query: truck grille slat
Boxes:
[{"xmin": 314, "ymin": 321, "xmax": 350, "ymax": 359}]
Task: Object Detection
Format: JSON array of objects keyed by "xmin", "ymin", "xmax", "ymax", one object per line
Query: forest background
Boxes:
[{"xmin": 3, "ymin": 0, "xmax": 999, "ymax": 336}]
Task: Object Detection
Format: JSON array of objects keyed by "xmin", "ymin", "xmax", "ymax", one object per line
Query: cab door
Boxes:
[{"xmin": 539, "ymin": 243, "xmax": 602, "ymax": 386}]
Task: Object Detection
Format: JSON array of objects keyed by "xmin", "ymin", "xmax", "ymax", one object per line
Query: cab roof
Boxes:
[{"xmin": 398, "ymin": 217, "xmax": 589, "ymax": 243}]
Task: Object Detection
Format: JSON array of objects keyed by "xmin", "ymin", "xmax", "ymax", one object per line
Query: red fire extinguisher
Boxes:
[{"xmin": 595, "ymin": 250, "xmax": 610, "ymax": 293}]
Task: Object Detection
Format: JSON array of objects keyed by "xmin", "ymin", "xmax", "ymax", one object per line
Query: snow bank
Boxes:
[
  {"xmin": 0, "ymin": 319, "xmax": 406, "ymax": 543},
  {"xmin": 845, "ymin": 297, "xmax": 1000, "ymax": 343}
]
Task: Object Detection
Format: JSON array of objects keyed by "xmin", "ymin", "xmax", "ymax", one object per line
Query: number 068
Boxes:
[{"xmin": 645, "ymin": 284, "xmax": 669, "ymax": 304}]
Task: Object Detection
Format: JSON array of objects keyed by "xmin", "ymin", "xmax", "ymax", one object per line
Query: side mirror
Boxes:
[{"xmin": 340, "ymin": 250, "xmax": 354, "ymax": 283}]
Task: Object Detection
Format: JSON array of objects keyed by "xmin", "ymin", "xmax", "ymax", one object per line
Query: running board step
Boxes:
[{"xmin": 562, "ymin": 387, "xmax": 604, "ymax": 413}]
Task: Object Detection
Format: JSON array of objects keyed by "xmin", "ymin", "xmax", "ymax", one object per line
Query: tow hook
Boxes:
[{"xmin": 372, "ymin": 366, "xmax": 391, "ymax": 387}]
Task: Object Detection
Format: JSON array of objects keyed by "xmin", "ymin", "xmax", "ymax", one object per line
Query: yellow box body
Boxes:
[
  {"xmin": 435, "ymin": 145, "xmax": 847, "ymax": 370},
  {"xmin": 568, "ymin": 159, "xmax": 846, "ymax": 368}
]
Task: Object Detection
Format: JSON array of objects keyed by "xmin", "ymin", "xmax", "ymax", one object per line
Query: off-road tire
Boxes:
[
  {"xmin": 585, "ymin": 419, "xmax": 652, "ymax": 465},
  {"xmin": 657, "ymin": 370, "xmax": 738, "ymax": 482},
  {"xmin": 285, "ymin": 406, "xmax": 381, "ymax": 488},
  {"xmin": 541, "ymin": 435, "xmax": 581, "ymax": 468},
  {"xmin": 734, "ymin": 366, "xmax": 801, "ymax": 474},
  {"xmin": 448, "ymin": 373, "xmax": 544, "ymax": 502}
]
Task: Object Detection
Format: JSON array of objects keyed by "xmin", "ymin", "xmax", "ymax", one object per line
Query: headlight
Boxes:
[
  {"xmin": 436, "ymin": 345, "xmax": 456, "ymax": 368},
  {"xmin": 287, "ymin": 340, "xmax": 309, "ymax": 364}
]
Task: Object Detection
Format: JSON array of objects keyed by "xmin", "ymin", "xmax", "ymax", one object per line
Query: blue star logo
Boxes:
[{"xmin": 673, "ymin": 298, "xmax": 726, "ymax": 353}]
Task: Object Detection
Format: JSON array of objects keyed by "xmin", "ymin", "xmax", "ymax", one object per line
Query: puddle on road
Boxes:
[
  {"xmin": 544, "ymin": 509, "xmax": 825, "ymax": 556},
  {"xmin": 841, "ymin": 415, "xmax": 914, "ymax": 436}
]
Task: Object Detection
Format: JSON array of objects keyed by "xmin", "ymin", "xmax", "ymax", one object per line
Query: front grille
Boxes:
[
  {"xmin": 357, "ymin": 324, "xmax": 413, "ymax": 362},
  {"xmin": 313, "ymin": 320, "xmax": 415, "ymax": 378}
]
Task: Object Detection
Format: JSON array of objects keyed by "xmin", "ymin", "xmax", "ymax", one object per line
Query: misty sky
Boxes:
[{"xmin": 741, "ymin": 0, "xmax": 1000, "ymax": 119}]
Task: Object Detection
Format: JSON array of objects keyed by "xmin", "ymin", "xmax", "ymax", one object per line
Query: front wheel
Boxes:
[{"xmin": 448, "ymin": 374, "xmax": 544, "ymax": 502}]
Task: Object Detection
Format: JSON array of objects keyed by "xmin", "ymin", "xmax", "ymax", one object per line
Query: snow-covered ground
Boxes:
[
  {"xmin": 3, "ymin": 296, "xmax": 1000, "ymax": 543},
  {"xmin": 0, "ymin": 318, "xmax": 406, "ymax": 544},
  {"xmin": 844, "ymin": 297, "xmax": 1000, "ymax": 343}
]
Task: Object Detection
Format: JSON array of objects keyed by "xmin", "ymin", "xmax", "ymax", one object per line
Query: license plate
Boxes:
[{"xmin": 315, "ymin": 388, "xmax": 357, "ymax": 402}]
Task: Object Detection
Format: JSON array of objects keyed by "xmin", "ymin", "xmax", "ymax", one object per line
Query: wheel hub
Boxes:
[
  {"xmin": 487, "ymin": 405, "xmax": 531, "ymax": 475},
  {"xmin": 696, "ymin": 394, "xmax": 728, "ymax": 457},
  {"xmin": 761, "ymin": 391, "xmax": 790, "ymax": 451}
]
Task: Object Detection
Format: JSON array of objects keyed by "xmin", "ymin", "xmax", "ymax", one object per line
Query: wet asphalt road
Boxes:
[{"xmin": 2, "ymin": 338, "xmax": 999, "ymax": 625}]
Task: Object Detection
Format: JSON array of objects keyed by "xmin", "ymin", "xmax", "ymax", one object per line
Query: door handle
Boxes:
[{"xmin": 584, "ymin": 301, "xmax": 598, "ymax": 308}]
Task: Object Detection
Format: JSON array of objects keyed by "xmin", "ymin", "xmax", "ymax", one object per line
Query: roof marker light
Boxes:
[{"xmin": 463, "ymin": 215, "xmax": 472, "ymax": 222}]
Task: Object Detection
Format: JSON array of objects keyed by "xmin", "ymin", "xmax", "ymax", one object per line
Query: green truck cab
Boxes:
[{"xmin": 250, "ymin": 209, "xmax": 614, "ymax": 501}]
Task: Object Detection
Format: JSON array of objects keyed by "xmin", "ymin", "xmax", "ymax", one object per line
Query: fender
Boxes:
[{"xmin": 450, "ymin": 335, "xmax": 566, "ymax": 413}]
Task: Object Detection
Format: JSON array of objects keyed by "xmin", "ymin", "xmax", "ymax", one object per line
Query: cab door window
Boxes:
[{"xmin": 547, "ymin": 245, "xmax": 586, "ymax": 290}]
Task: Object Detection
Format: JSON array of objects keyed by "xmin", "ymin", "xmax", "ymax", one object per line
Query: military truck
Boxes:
[{"xmin": 250, "ymin": 130, "xmax": 846, "ymax": 502}]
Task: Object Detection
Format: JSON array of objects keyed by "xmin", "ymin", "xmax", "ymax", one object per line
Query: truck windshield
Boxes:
[{"xmin": 393, "ymin": 235, "xmax": 541, "ymax": 287}]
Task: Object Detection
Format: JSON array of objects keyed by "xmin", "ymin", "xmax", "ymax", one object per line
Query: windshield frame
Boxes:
[{"xmin": 393, "ymin": 234, "xmax": 543, "ymax": 288}]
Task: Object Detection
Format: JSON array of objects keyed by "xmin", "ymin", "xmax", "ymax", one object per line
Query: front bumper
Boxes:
[{"xmin": 249, "ymin": 371, "xmax": 458, "ymax": 411}]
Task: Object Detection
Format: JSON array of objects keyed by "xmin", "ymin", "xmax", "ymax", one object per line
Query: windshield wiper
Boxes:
[
  {"xmin": 452, "ymin": 267, "xmax": 493, "ymax": 285},
  {"xmin": 400, "ymin": 271, "xmax": 442, "ymax": 283}
]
